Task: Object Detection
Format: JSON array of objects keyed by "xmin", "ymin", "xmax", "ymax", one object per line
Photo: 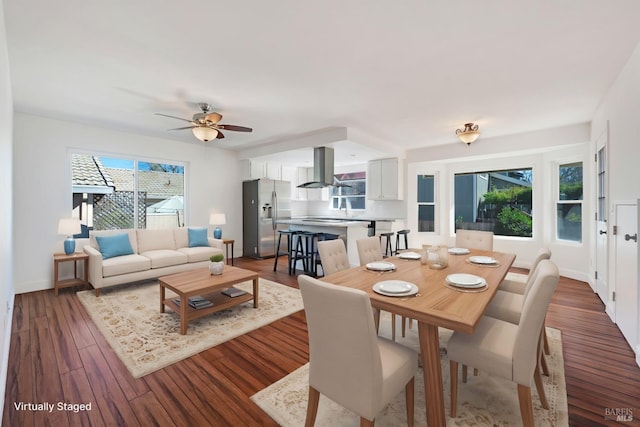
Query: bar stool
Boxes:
[
  {"xmin": 379, "ymin": 232, "xmax": 394, "ymax": 257},
  {"xmin": 315, "ymin": 232, "xmax": 340, "ymax": 276},
  {"xmin": 274, "ymin": 230, "xmax": 296, "ymax": 274},
  {"xmin": 395, "ymin": 229, "xmax": 410, "ymax": 254},
  {"xmin": 291, "ymin": 231, "xmax": 309, "ymax": 274},
  {"xmin": 294, "ymin": 231, "xmax": 321, "ymax": 276}
]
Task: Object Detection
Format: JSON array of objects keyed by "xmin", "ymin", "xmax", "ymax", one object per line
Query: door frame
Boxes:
[{"xmin": 594, "ymin": 123, "xmax": 612, "ymax": 317}]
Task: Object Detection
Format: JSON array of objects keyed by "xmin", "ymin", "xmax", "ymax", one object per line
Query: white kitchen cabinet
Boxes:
[{"xmin": 367, "ymin": 158, "xmax": 403, "ymax": 200}]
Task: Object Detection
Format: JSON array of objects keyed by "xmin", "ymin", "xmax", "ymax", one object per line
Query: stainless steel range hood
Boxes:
[{"xmin": 297, "ymin": 147, "xmax": 336, "ymax": 188}]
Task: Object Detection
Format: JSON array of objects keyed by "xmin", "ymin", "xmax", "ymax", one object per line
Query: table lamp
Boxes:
[
  {"xmin": 209, "ymin": 213, "xmax": 226, "ymax": 239},
  {"xmin": 58, "ymin": 218, "xmax": 82, "ymax": 254}
]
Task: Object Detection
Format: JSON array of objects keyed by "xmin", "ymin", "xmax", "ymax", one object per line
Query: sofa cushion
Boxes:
[
  {"xmin": 141, "ymin": 250, "xmax": 188, "ymax": 268},
  {"xmin": 188, "ymin": 227, "xmax": 210, "ymax": 247},
  {"xmin": 178, "ymin": 246, "xmax": 223, "ymax": 263},
  {"xmin": 173, "ymin": 228, "xmax": 189, "ymax": 249},
  {"xmin": 137, "ymin": 229, "xmax": 176, "ymax": 253},
  {"xmin": 102, "ymin": 254, "xmax": 151, "ymax": 277},
  {"xmin": 96, "ymin": 233, "xmax": 135, "ymax": 259},
  {"xmin": 90, "ymin": 229, "xmax": 138, "ymax": 254}
]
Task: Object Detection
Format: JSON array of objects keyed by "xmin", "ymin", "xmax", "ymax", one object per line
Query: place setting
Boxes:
[
  {"xmin": 448, "ymin": 247, "xmax": 471, "ymax": 255},
  {"xmin": 364, "ymin": 261, "xmax": 397, "ymax": 273},
  {"xmin": 396, "ymin": 251, "xmax": 422, "ymax": 260},
  {"xmin": 445, "ymin": 273, "xmax": 488, "ymax": 292},
  {"xmin": 466, "ymin": 255, "xmax": 500, "ymax": 267},
  {"xmin": 372, "ymin": 279, "xmax": 419, "ymax": 297}
]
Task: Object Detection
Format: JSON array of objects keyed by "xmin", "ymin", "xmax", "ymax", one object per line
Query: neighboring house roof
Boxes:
[
  {"xmin": 71, "ymin": 154, "xmax": 115, "ymax": 194},
  {"xmin": 106, "ymin": 168, "xmax": 184, "ymax": 199}
]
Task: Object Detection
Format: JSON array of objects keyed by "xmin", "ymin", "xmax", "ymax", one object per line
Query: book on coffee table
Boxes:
[
  {"xmin": 222, "ymin": 287, "xmax": 247, "ymax": 298},
  {"xmin": 172, "ymin": 296, "xmax": 214, "ymax": 309}
]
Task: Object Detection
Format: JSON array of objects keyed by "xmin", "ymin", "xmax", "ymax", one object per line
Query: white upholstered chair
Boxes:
[
  {"xmin": 316, "ymin": 239, "xmax": 350, "ymax": 276},
  {"xmin": 499, "ymin": 247, "xmax": 552, "ymax": 294},
  {"xmin": 356, "ymin": 236, "xmax": 384, "ymax": 265},
  {"xmin": 356, "ymin": 236, "xmax": 408, "ymax": 341},
  {"xmin": 455, "ymin": 229, "xmax": 494, "ymax": 251},
  {"xmin": 298, "ymin": 275, "xmax": 418, "ymax": 427},
  {"xmin": 448, "ymin": 260, "xmax": 559, "ymax": 427}
]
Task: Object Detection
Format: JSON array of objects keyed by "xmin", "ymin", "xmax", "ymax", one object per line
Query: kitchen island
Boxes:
[{"xmin": 277, "ymin": 217, "xmax": 397, "ymax": 267}]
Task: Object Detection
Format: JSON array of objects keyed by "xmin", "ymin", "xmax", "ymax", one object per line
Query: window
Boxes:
[
  {"xmin": 71, "ymin": 154, "xmax": 185, "ymax": 232},
  {"xmin": 454, "ymin": 168, "xmax": 532, "ymax": 237},
  {"xmin": 417, "ymin": 174, "xmax": 435, "ymax": 232},
  {"xmin": 330, "ymin": 172, "xmax": 366, "ymax": 210},
  {"xmin": 556, "ymin": 161, "xmax": 583, "ymax": 242}
]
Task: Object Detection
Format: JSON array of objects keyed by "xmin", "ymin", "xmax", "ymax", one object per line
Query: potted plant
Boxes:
[{"xmin": 209, "ymin": 254, "xmax": 225, "ymax": 275}]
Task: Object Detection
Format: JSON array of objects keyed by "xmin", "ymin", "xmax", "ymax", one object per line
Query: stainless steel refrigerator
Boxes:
[{"xmin": 242, "ymin": 179, "xmax": 292, "ymax": 258}]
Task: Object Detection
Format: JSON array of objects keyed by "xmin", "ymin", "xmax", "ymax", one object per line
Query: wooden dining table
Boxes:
[{"xmin": 321, "ymin": 248, "xmax": 516, "ymax": 427}]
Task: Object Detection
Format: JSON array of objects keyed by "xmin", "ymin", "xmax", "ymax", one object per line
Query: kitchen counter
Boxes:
[{"xmin": 278, "ymin": 217, "xmax": 402, "ymax": 267}]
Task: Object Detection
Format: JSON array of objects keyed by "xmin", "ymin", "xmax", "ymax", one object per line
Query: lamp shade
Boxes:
[
  {"xmin": 209, "ymin": 213, "xmax": 226, "ymax": 225},
  {"xmin": 192, "ymin": 126, "xmax": 218, "ymax": 142},
  {"xmin": 58, "ymin": 218, "xmax": 81, "ymax": 236}
]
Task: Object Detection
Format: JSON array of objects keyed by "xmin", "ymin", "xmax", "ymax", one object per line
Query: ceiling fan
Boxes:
[{"xmin": 155, "ymin": 103, "xmax": 252, "ymax": 142}]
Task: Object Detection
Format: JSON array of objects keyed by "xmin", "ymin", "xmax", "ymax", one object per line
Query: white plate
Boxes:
[
  {"xmin": 373, "ymin": 280, "xmax": 419, "ymax": 297},
  {"xmin": 378, "ymin": 280, "xmax": 413, "ymax": 293},
  {"xmin": 446, "ymin": 273, "xmax": 484, "ymax": 287},
  {"xmin": 398, "ymin": 251, "xmax": 421, "ymax": 260},
  {"xmin": 448, "ymin": 247, "xmax": 470, "ymax": 255},
  {"xmin": 468, "ymin": 256, "xmax": 497, "ymax": 265},
  {"xmin": 366, "ymin": 261, "xmax": 396, "ymax": 271}
]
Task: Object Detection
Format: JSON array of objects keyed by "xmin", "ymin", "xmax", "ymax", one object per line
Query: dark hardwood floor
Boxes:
[{"xmin": 3, "ymin": 256, "xmax": 640, "ymax": 426}]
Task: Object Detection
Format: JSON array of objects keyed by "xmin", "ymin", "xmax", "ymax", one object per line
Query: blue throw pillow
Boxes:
[
  {"xmin": 188, "ymin": 227, "xmax": 210, "ymax": 247},
  {"xmin": 96, "ymin": 233, "xmax": 134, "ymax": 259}
]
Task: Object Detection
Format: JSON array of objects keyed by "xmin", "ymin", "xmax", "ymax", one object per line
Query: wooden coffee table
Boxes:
[{"xmin": 159, "ymin": 266, "xmax": 259, "ymax": 335}]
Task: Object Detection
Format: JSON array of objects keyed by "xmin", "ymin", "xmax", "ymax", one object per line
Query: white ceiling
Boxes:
[{"xmin": 4, "ymin": 0, "xmax": 640, "ymax": 165}]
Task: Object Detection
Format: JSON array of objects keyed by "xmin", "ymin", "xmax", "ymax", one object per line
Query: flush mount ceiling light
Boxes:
[{"xmin": 456, "ymin": 123, "xmax": 480, "ymax": 145}]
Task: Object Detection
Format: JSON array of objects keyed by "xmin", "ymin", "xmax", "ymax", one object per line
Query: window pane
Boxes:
[
  {"xmin": 139, "ymin": 162, "xmax": 185, "ymax": 229},
  {"xmin": 559, "ymin": 162, "xmax": 583, "ymax": 201},
  {"xmin": 454, "ymin": 169, "xmax": 532, "ymax": 237},
  {"xmin": 71, "ymin": 154, "xmax": 185, "ymax": 231},
  {"xmin": 418, "ymin": 205, "xmax": 434, "ymax": 232},
  {"xmin": 417, "ymin": 175, "xmax": 434, "ymax": 203},
  {"xmin": 557, "ymin": 203, "xmax": 582, "ymax": 242}
]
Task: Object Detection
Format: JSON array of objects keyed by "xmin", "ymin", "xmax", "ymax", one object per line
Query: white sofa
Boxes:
[{"xmin": 83, "ymin": 227, "xmax": 224, "ymax": 296}]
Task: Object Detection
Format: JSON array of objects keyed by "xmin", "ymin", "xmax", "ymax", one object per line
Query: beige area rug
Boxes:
[
  {"xmin": 252, "ymin": 314, "xmax": 568, "ymax": 426},
  {"xmin": 76, "ymin": 278, "xmax": 303, "ymax": 378}
]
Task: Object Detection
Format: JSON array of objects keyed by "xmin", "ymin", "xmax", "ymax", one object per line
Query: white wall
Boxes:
[
  {"xmin": 405, "ymin": 124, "xmax": 591, "ymax": 282},
  {"xmin": 592, "ymin": 40, "xmax": 640, "ymax": 364},
  {"xmin": 12, "ymin": 113, "xmax": 243, "ymax": 294},
  {"xmin": 0, "ymin": 0, "xmax": 14, "ymax": 416}
]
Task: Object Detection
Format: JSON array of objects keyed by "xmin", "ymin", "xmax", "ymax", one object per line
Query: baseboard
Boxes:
[
  {"xmin": 557, "ymin": 267, "xmax": 589, "ymax": 283},
  {"xmin": 605, "ymin": 303, "xmax": 616, "ymax": 322},
  {"xmin": 636, "ymin": 344, "xmax": 640, "ymax": 368}
]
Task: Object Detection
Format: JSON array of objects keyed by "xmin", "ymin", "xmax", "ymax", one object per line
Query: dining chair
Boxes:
[
  {"xmin": 499, "ymin": 247, "xmax": 552, "ymax": 294},
  {"xmin": 455, "ymin": 229, "xmax": 494, "ymax": 251},
  {"xmin": 448, "ymin": 260, "xmax": 559, "ymax": 427},
  {"xmin": 316, "ymin": 239, "xmax": 350, "ymax": 276},
  {"xmin": 356, "ymin": 236, "xmax": 384, "ymax": 265},
  {"xmin": 356, "ymin": 236, "xmax": 408, "ymax": 341},
  {"xmin": 298, "ymin": 275, "xmax": 418, "ymax": 427}
]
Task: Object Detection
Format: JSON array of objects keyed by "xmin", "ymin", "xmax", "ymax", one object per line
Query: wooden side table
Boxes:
[
  {"xmin": 53, "ymin": 252, "xmax": 89, "ymax": 296},
  {"xmin": 222, "ymin": 239, "xmax": 235, "ymax": 265}
]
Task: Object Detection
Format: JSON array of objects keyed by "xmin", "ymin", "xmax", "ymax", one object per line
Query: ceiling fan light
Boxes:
[
  {"xmin": 456, "ymin": 123, "xmax": 480, "ymax": 145},
  {"xmin": 192, "ymin": 126, "xmax": 218, "ymax": 142}
]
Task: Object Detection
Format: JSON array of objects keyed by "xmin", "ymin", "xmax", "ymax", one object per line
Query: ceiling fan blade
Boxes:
[
  {"xmin": 216, "ymin": 131, "xmax": 225, "ymax": 139},
  {"xmin": 205, "ymin": 112, "xmax": 222, "ymax": 124},
  {"xmin": 217, "ymin": 124, "xmax": 252, "ymax": 132},
  {"xmin": 168, "ymin": 126, "xmax": 197, "ymax": 131},
  {"xmin": 155, "ymin": 113, "xmax": 193, "ymax": 123}
]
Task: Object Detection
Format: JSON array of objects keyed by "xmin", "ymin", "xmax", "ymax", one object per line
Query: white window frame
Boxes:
[{"xmin": 555, "ymin": 160, "xmax": 583, "ymax": 244}]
